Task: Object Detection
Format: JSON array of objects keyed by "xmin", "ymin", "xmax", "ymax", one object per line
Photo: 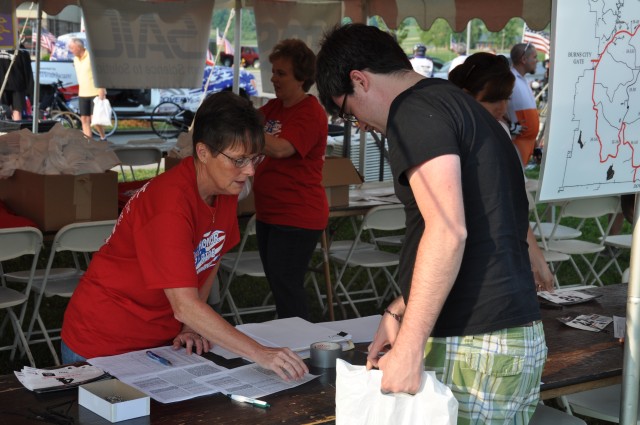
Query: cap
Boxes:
[{"xmin": 414, "ymin": 43, "xmax": 426, "ymax": 56}]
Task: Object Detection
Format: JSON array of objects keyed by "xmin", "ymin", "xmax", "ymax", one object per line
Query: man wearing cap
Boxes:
[
  {"xmin": 409, "ymin": 44, "xmax": 434, "ymax": 78},
  {"xmin": 507, "ymin": 43, "xmax": 540, "ymax": 166}
]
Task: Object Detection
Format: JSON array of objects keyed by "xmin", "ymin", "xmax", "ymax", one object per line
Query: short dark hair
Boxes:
[
  {"xmin": 448, "ymin": 52, "xmax": 515, "ymax": 102},
  {"xmin": 316, "ymin": 24, "xmax": 412, "ymax": 115},
  {"xmin": 269, "ymin": 39, "xmax": 316, "ymax": 92},
  {"xmin": 510, "ymin": 43, "xmax": 535, "ymax": 64},
  {"xmin": 192, "ymin": 91, "xmax": 264, "ymax": 156}
]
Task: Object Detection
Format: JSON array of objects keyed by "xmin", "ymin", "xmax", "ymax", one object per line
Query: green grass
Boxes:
[{"xmin": 0, "ymin": 165, "xmax": 631, "ymax": 423}]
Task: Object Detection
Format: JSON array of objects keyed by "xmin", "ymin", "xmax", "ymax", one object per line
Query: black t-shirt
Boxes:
[{"xmin": 387, "ymin": 78, "xmax": 540, "ymax": 337}]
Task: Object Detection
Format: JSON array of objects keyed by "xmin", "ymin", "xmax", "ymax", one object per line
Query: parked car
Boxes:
[
  {"xmin": 432, "ymin": 60, "xmax": 452, "ymax": 79},
  {"xmin": 219, "ymin": 46, "xmax": 260, "ymax": 68}
]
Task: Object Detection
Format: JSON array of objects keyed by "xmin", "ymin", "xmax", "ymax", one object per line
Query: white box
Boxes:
[{"xmin": 78, "ymin": 380, "xmax": 150, "ymax": 423}]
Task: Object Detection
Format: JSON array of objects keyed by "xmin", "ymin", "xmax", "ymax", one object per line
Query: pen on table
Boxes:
[
  {"xmin": 146, "ymin": 350, "xmax": 173, "ymax": 366},
  {"xmin": 227, "ymin": 394, "xmax": 271, "ymax": 409}
]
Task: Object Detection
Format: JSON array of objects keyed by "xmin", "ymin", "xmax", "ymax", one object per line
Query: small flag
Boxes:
[
  {"xmin": 216, "ymin": 28, "xmax": 234, "ymax": 55},
  {"xmin": 523, "ymin": 25, "xmax": 550, "ymax": 55},
  {"xmin": 32, "ymin": 27, "xmax": 57, "ymax": 53},
  {"xmin": 206, "ymin": 49, "xmax": 215, "ymax": 66}
]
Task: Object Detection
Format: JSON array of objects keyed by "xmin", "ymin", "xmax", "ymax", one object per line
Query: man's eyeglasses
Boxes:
[
  {"xmin": 338, "ymin": 94, "xmax": 358, "ymax": 123},
  {"xmin": 216, "ymin": 151, "xmax": 265, "ymax": 168}
]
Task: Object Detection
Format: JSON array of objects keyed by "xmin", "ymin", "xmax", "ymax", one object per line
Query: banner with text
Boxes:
[
  {"xmin": 254, "ymin": 1, "xmax": 341, "ymax": 95},
  {"xmin": 80, "ymin": 0, "xmax": 214, "ymax": 89}
]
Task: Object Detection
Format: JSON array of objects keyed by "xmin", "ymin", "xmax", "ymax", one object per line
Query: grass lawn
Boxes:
[{"xmin": 0, "ymin": 165, "xmax": 630, "ymax": 423}]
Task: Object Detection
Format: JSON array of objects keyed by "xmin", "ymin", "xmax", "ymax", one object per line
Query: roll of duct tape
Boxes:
[{"xmin": 310, "ymin": 341, "xmax": 341, "ymax": 368}]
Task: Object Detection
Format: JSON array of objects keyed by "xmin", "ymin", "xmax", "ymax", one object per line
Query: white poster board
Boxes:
[{"xmin": 538, "ymin": 0, "xmax": 640, "ymax": 202}]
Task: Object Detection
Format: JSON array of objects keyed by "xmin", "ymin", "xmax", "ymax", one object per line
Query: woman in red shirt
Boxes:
[
  {"xmin": 254, "ymin": 39, "xmax": 329, "ymax": 319},
  {"xmin": 61, "ymin": 92, "xmax": 308, "ymax": 382}
]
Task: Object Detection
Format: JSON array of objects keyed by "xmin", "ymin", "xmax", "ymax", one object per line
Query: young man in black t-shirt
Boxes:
[{"xmin": 316, "ymin": 24, "xmax": 546, "ymax": 424}]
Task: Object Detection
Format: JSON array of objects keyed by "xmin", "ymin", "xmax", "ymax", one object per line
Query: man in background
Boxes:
[
  {"xmin": 409, "ymin": 43, "xmax": 433, "ymax": 77},
  {"xmin": 448, "ymin": 43, "xmax": 467, "ymax": 75},
  {"xmin": 68, "ymin": 37, "xmax": 106, "ymax": 140},
  {"xmin": 508, "ymin": 42, "xmax": 540, "ymax": 166}
]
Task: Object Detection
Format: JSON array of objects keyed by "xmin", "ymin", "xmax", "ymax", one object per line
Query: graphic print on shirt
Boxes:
[
  {"xmin": 264, "ymin": 119, "xmax": 282, "ymax": 136},
  {"xmin": 194, "ymin": 230, "xmax": 226, "ymax": 273}
]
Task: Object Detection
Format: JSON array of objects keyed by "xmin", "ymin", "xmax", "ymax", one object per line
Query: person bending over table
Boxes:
[
  {"xmin": 316, "ymin": 24, "xmax": 546, "ymax": 424},
  {"xmin": 448, "ymin": 52, "xmax": 554, "ymax": 293},
  {"xmin": 60, "ymin": 92, "xmax": 308, "ymax": 382},
  {"xmin": 253, "ymin": 39, "xmax": 329, "ymax": 319}
]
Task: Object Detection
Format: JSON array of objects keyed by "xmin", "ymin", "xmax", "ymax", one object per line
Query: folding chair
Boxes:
[
  {"xmin": 218, "ymin": 214, "xmax": 275, "ymax": 324},
  {"xmin": 529, "ymin": 403, "xmax": 587, "ymax": 425},
  {"xmin": 329, "ymin": 204, "xmax": 405, "ymax": 317},
  {"xmin": 114, "ymin": 146, "xmax": 163, "ymax": 181},
  {"xmin": 597, "ymin": 233, "xmax": 632, "ymax": 281},
  {"xmin": 564, "ymin": 384, "xmax": 637, "ymax": 423},
  {"xmin": 546, "ymin": 195, "xmax": 620, "ymax": 288},
  {"xmin": 24, "ymin": 220, "xmax": 116, "ymax": 365},
  {"xmin": 0, "ymin": 227, "xmax": 42, "ymax": 367},
  {"xmin": 527, "ymin": 191, "xmax": 571, "ymax": 288}
]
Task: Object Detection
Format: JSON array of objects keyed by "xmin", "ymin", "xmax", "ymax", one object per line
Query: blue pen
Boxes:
[{"xmin": 146, "ymin": 350, "xmax": 173, "ymax": 366}]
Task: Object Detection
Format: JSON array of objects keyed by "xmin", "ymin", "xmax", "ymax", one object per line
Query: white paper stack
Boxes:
[{"xmin": 15, "ymin": 364, "xmax": 109, "ymax": 392}]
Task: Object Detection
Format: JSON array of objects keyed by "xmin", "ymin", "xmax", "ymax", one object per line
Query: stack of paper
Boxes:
[
  {"xmin": 88, "ymin": 346, "xmax": 317, "ymax": 403},
  {"xmin": 15, "ymin": 364, "xmax": 109, "ymax": 392},
  {"xmin": 538, "ymin": 289, "xmax": 601, "ymax": 305},
  {"xmin": 212, "ymin": 317, "xmax": 355, "ymax": 360},
  {"xmin": 557, "ymin": 313, "xmax": 613, "ymax": 332}
]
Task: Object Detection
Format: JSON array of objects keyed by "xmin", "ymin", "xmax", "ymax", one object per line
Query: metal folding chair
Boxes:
[
  {"xmin": 218, "ymin": 214, "xmax": 275, "ymax": 324},
  {"xmin": 329, "ymin": 204, "xmax": 405, "ymax": 317},
  {"xmin": 23, "ymin": 220, "xmax": 116, "ymax": 365},
  {"xmin": 114, "ymin": 146, "xmax": 163, "ymax": 181},
  {"xmin": 0, "ymin": 227, "xmax": 42, "ymax": 367}
]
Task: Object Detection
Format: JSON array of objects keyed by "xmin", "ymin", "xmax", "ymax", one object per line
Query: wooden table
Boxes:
[
  {"xmin": 539, "ymin": 283, "xmax": 627, "ymax": 399},
  {"xmin": 1, "ymin": 284, "xmax": 626, "ymax": 423},
  {"xmin": 0, "ymin": 349, "xmax": 368, "ymax": 425}
]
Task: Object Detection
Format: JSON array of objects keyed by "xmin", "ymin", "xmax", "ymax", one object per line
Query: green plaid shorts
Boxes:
[{"xmin": 424, "ymin": 321, "xmax": 547, "ymax": 425}]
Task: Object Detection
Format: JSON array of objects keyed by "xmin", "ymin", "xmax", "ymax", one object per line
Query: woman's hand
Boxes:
[
  {"xmin": 172, "ymin": 330, "xmax": 211, "ymax": 355},
  {"xmin": 253, "ymin": 346, "xmax": 309, "ymax": 382}
]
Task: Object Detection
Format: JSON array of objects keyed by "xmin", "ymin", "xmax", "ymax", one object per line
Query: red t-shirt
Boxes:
[
  {"xmin": 61, "ymin": 157, "xmax": 240, "ymax": 358},
  {"xmin": 254, "ymin": 95, "xmax": 329, "ymax": 230}
]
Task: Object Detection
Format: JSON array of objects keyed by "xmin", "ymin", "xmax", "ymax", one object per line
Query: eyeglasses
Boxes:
[
  {"xmin": 216, "ymin": 151, "xmax": 265, "ymax": 168},
  {"xmin": 338, "ymin": 94, "xmax": 358, "ymax": 123}
]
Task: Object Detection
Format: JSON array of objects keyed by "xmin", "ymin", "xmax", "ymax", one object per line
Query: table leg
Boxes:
[{"xmin": 321, "ymin": 230, "xmax": 335, "ymax": 321}]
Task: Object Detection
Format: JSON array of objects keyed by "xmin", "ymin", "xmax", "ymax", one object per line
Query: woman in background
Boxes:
[
  {"xmin": 449, "ymin": 52, "xmax": 555, "ymax": 292},
  {"xmin": 254, "ymin": 39, "xmax": 329, "ymax": 319}
]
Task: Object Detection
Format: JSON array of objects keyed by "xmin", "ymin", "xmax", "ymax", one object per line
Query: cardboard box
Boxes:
[
  {"xmin": 236, "ymin": 156, "xmax": 362, "ymax": 215},
  {"xmin": 79, "ymin": 379, "xmax": 150, "ymax": 423},
  {"xmin": 322, "ymin": 156, "xmax": 363, "ymax": 207},
  {"xmin": 0, "ymin": 169, "xmax": 118, "ymax": 232}
]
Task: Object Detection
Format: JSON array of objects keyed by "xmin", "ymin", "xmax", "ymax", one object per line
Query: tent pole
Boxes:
[
  {"xmin": 232, "ymin": 0, "xmax": 241, "ymax": 95},
  {"xmin": 32, "ymin": 2, "xmax": 42, "ymax": 133},
  {"xmin": 620, "ymin": 193, "xmax": 640, "ymax": 425}
]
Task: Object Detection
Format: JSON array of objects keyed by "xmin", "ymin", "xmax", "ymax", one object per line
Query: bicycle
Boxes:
[
  {"xmin": 149, "ymin": 100, "xmax": 194, "ymax": 139},
  {"xmin": 40, "ymin": 79, "xmax": 118, "ymax": 138}
]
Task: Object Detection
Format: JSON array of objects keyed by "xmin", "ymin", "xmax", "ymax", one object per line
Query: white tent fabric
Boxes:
[{"xmin": 79, "ymin": 0, "xmax": 214, "ymax": 88}]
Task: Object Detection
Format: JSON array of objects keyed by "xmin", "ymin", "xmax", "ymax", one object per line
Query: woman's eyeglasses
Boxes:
[{"xmin": 216, "ymin": 151, "xmax": 265, "ymax": 168}]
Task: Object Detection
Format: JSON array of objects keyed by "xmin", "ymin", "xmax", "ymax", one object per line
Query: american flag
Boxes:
[
  {"xmin": 216, "ymin": 28, "xmax": 234, "ymax": 55},
  {"xmin": 522, "ymin": 25, "xmax": 550, "ymax": 55},
  {"xmin": 32, "ymin": 27, "xmax": 57, "ymax": 53},
  {"xmin": 205, "ymin": 49, "xmax": 215, "ymax": 66}
]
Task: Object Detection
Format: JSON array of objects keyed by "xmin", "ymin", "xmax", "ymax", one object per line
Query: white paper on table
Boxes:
[
  {"xmin": 614, "ymin": 315, "xmax": 626, "ymax": 339},
  {"xmin": 212, "ymin": 317, "xmax": 354, "ymax": 359},
  {"xmin": 318, "ymin": 315, "xmax": 381, "ymax": 343}
]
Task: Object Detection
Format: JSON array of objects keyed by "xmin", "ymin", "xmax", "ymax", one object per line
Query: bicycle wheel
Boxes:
[
  {"xmin": 91, "ymin": 109, "xmax": 118, "ymax": 138},
  {"xmin": 150, "ymin": 101, "xmax": 182, "ymax": 139},
  {"xmin": 51, "ymin": 111, "xmax": 81, "ymax": 130}
]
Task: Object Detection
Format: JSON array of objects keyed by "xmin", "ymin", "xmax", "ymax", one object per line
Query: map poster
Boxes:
[{"xmin": 539, "ymin": 0, "xmax": 640, "ymax": 202}]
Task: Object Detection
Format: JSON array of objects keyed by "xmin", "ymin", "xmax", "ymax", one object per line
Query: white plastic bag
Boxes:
[
  {"xmin": 91, "ymin": 97, "xmax": 112, "ymax": 127},
  {"xmin": 335, "ymin": 359, "xmax": 458, "ymax": 425}
]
